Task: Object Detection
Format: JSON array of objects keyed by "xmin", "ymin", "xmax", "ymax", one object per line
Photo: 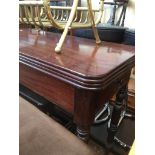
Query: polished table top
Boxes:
[{"xmin": 19, "ymin": 28, "xmax": 135, "ymax": 90}]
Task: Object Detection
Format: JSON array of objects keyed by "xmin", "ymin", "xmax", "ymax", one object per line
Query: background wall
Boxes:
[{"xmin": 81, "ymin": 0, "xmax": 135, "ymax": 29}]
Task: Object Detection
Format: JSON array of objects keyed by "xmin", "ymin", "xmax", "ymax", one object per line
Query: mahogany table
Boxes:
[{"xmin": 19, "ymin": 27, "xmax": 135, "ymax": 141}]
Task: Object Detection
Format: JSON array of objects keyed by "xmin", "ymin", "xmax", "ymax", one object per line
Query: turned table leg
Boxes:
[{"xmin": 74, "ymin": 88, "xmax": 99, "ymax": 142}]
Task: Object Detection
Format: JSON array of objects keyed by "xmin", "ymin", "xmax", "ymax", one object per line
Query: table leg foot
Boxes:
[{"xmin": 76, "ymin": 127, "xmax": 89, "ymax": 142}]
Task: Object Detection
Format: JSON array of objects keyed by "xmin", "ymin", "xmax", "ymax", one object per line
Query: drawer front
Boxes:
[{"xmin": 19, "ymin": 63, "xmax": 74, "ymax": 114}]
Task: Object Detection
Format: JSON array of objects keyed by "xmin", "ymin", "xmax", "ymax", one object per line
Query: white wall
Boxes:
[
  {"xmin": 81, "ymin": 0, "xmax": 135, "ymax": 29},
  {"xmin": 124, "ymin": 0, "xmax": 135, "ymax": 28}
]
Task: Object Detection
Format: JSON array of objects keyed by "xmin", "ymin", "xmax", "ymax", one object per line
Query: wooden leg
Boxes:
[
  {"xmin": 55, "ymin": 0, "xmax": 79, "ymax": 53},
  {"xmin": 74, "ymin": 88, "xmax": 99, "ymax": 142},
  {"xmin": 87, "ymin": 0, "xmax": 101, "ymax": 44}
]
